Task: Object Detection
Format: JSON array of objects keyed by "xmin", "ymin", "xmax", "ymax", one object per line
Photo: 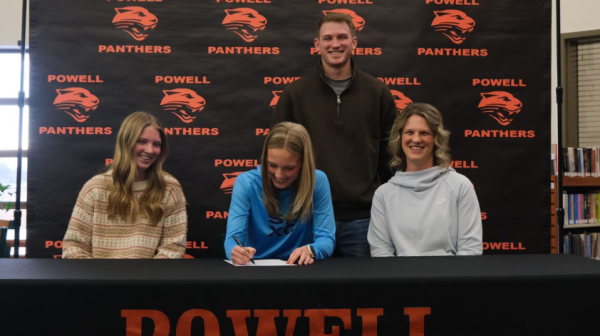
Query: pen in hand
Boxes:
[{"xmin": 232, "ymin": 235, "xmax": 256, "ymax": 264}]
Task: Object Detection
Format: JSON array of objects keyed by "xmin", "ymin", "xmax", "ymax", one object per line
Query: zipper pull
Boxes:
[{"xmin": 337, "ymin": 96, "xmax": 341, "ymax": 105}]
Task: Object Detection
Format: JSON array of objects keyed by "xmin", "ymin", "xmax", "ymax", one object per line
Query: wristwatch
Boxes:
[{"xmin": 307, "ymin": 245, "xmax": 316, "ymax": 259}]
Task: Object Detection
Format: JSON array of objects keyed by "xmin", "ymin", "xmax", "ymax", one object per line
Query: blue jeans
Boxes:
[{"xmin": 334, "ymin": 218, "xmax": 371, "ymax": 257}]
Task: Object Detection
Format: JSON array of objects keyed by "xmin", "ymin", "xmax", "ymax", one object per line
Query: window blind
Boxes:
[{"xmin": 578, "ymin": 38, "xmax": 600, "ymax": 147}]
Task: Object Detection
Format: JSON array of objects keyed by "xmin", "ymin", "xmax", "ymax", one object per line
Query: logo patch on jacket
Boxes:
[{"xmin": 267, "ymin": 216, "xmax": 297, "ymax": 237}]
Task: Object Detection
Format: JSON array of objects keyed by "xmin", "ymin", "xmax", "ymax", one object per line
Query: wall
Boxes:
[
  {"xmin": 0, "ymin": 1, "xmax": 28, "ymax": 47},
  {"xmin": 551, "ymin": 0, "xmax": 600, "ymax": 144},
  {"xmin": 0, "ymin": 0, "xmax": 567, "ymax": 256},
  {"xmin": 1, "ymin": 1, "xmax": 599, "ymax": 145}
]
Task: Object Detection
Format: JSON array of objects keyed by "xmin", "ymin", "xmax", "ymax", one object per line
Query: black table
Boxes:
[{"xmin": 1, "ymin": 255, "xmax": 599, "ymax": 335}]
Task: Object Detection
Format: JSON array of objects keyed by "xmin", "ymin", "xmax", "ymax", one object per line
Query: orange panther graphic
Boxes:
[
  {"xmin": 160, "ymin": 88, "xmax": 206, "ymax": 124},
  {"xmin": 270, "ymin": 91, "xmax": 282, "ymax": 111},
  {"xmin": 390, "ymin": 90, "xmax": 413, "ymax": 114},
  {"xmin": 112, "ymin": 7, "xmax": 158, "ymax": 41},
  {"xmin": 222, "ymin": 8, "xmax": 267, "ymax": 42},
  {"xmin": 323, "ymin": 9, "xmax": 365, "ymax": 32},
  {"xmin": 53, "ymin": 87, "xmax": 100, "ymax": 123},
  {"xmin": 431, "ymin": 10, "xmax": 475, "ymax": 45},
  {"xmin": 220, "ymin": 172, "xmax": 243, "ymax": 194},
  {"xmin": 478, "ymin": 91, "xmax": 523, "ymax": 126}
]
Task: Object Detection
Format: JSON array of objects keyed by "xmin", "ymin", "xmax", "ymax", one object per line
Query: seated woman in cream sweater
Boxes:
[{"xmin": 62, "ymin": 112, "xmax": 187, "ymax": 259}]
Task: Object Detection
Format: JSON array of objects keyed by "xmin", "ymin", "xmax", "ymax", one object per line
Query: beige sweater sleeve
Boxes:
[
  {"xmin": 154, "ymin": 179, "xmax": 188, "ymax": 259},
  {"xmin": 62, "ymin": 180, "xmax": 96, "ymax": 259}
]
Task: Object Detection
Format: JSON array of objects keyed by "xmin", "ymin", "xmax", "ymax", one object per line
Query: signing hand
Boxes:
[
  {"xmin": 287, "ymin": 245, "xmax": 314, "ymax": 266},
  {"xmin": 231, "ymin": 245, "xmax": 256, "ymax": 265}
]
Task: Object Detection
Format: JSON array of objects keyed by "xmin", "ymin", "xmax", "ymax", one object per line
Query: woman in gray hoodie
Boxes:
[{"xmin": 367, "ymin": 103, "xmax": 483, "ymax": 256}]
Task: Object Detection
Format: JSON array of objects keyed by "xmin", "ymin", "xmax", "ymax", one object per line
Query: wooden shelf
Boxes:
[
  {"xmin": 561, "ymin": 177, "xmax": 600, "ymax": 187},
  {"xmin": 564, "ymin": 224, "xmax": 600, "ymax": 229}
]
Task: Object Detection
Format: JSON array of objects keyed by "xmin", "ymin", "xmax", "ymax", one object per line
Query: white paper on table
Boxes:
[{"xmin": 224, "ymin": 259, "xmax": 296, "ymax": 266}]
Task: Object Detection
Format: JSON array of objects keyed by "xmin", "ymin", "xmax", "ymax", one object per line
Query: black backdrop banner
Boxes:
[{"xmin": 28, "ymin": 0, "xmax": 551, "ymax": 258}]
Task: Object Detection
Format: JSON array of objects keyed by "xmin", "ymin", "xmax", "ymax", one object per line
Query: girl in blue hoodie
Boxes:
[{"xmin": 225, "ymin": 122, "xmax": 336, "ymax": 265}]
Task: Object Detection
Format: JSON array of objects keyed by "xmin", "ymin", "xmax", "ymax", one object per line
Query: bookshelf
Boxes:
[
  {"xmin": 552, "ymin": 176, "xmax": 600, "ymax": 256},
  {"xmin": 562, "ymin": 177, "xmax": 600, "ymax": 230},
  {"xmin": 550, "ymin": 175, "xmax": 558, "ymax": 254}
]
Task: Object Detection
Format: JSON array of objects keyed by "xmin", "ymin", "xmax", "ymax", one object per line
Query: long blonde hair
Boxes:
[
  {"xmin": 261, "ymin": 122, "xmax": 316, "ymax": 222},
  {"xmin": 108, "ymin": 112, "xmax": 170, "ymax": 225},
  {"xmin": 388, "ymin": 103, "xmax": 451, "ymax": 172}
]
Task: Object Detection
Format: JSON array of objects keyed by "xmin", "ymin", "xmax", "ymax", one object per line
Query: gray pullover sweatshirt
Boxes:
[{"xmin": 367, "ymin": 166, "xmax": 483, "ymax": 256}]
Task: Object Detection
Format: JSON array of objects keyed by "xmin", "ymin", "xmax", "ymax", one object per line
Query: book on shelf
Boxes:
[
  {"xmin": 564, "ymin": 232, "xmax": 600, "ymax": 260},
  {"xmin": 585, "ymin": 234, "xmax": 592, "ymax": 258},
  {"xmin": 560, "ymin": 147, "xmax": 600, "ymax": 177},
  {"xmin": 591, "ymin": 233, "xmax": 597, "ymax": 259},
  {"xmin": 562, "ymin": 192, "xmax": 600, "ymax": 226}
]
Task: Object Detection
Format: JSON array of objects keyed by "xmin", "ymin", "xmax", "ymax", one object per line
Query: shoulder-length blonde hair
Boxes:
[
  {"xmin": 108, "ymin": 111, "xmax": 170, "ymax": 225},
  {"xmin": 261, "ymin": 122, "xmax": 316, "ymax": 223},
  {"xmin": 388, "ymin": 103, "xmax": 451, "ymax": 172}
]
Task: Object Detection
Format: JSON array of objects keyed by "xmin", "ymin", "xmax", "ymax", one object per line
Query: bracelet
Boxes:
[{"xmin": 306, "ymin": 245, "xmax": 316, "ymax": 259}]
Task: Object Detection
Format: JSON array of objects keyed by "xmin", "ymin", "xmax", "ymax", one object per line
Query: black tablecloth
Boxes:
[{"xmin": 1, "ymin": 255, "xmax": 599, "ymax": 335}]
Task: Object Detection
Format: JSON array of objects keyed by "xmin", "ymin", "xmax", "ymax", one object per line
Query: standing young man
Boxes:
[{"xmin": 271, "ymin": 13, "xmax": 397, "ymax": 257}]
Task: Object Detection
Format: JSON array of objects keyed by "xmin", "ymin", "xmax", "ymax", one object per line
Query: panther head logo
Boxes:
[
  {"xmin": 431, "ymin": 10, "xmax": 475, "ymax": 44},
  {"xmin": 222, "ymin": 8, "xmax": 267, "ymax": 42},
  {"xmin": 112, "ymin": 7, "xmax": 158, "ymax": 41},
  {"xmin": 270, "ymin": 91, "xmax": 282, "ymax": 111},
  {"xmin": 220, "ymin": 172, "xmax": 243, "ymax": 194},
  {"xmin": 323, "ymin": 9, "xmax": 365, "ymax": 32},
  {"xmin": 160, "ymin": 88, "xmax": 206, "ymax": 124},
  {"xmin": 53, "ymin": 87, "xmax": 100, "ymax": 123},
  {"xmin": 478, "ymin": 91, "xmax": 523, "ymax": 126},
  {"xmin": 390, "ymin": 90, "xmax": 413, "ymax": 114}
]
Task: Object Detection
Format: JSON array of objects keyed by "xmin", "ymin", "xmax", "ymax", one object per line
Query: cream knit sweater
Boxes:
[{"xmin": 62, "ymin": 173, "xmax": 187, "ymax": 259}]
